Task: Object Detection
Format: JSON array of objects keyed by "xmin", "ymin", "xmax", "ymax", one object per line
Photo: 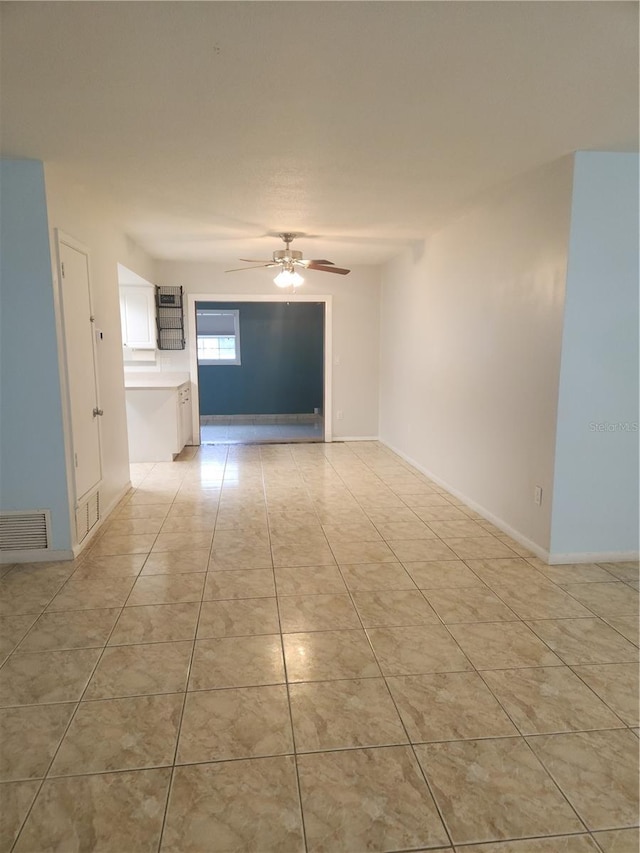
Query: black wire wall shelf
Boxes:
[{"xmin": 155, "ymin": 286, "xmax": 185, "ymax": 350}]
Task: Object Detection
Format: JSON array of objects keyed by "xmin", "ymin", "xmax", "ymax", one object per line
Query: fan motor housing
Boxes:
[{"xmin": 273, "ymin": 249, "xmax": 303, "ymax": 262}]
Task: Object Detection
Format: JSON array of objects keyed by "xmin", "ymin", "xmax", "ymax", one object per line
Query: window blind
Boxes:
[{"xmin": 196, "ymin": 311, "xmax": 237, "ymax": 335}]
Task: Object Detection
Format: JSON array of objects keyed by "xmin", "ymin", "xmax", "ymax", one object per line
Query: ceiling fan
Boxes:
[{"xmin": 225, "ymin": 233, "xmax": 351, "ymax": 288}]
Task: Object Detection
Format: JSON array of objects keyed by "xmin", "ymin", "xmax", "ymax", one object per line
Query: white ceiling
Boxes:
[{"xmin": 1, "ymin": 1, "xmax": 637, "ymax": 266}]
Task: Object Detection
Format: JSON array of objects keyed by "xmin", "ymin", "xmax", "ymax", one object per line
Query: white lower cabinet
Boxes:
[
  {"xmin": 125, "ymin": 381, "xmax": 192, "ymax": 462},
  {"xmin": 178, "ymin": 384, "xmax": 192, "ymax": 448}
]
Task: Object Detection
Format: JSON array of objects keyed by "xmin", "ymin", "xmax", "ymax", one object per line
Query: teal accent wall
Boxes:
[
  {"xmin": 0, "ymin": 159, "xmax": 72, "ymax": 550},
  {"xmin": 197, "ymin": 301, "xmax": 324, "ymax": 415}
]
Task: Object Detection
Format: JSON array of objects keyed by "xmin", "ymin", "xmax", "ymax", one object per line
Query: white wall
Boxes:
[
  {"xmin": 44, "ymin": 163, "xmax": 156, "ymax": 529},
  {"xmin": 550, "ymin": 152, "xmax": 639, "ymax": 558},
  {"xmin": 152, "ymin": 260, "xmax": 381, "ymax": 440},
  {"xmin": 379, "ymin": 156, "xmax": 575, "ymax": 553},
  {"xmin": 0, "ymin": 159, "xmax": 72, "ymax": 553}
]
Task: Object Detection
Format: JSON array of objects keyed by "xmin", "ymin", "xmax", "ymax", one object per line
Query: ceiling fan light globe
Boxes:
[
  {"xmin": 274, "ymin": 269, "xmax": 292, "ymax": 287},
  {"xmin": 274, "ymin": 269, "xmax": 304, "ymax": 288}
]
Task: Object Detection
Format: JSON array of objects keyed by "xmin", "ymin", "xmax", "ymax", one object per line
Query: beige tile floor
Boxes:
[{"xmin": 1, "ymin": 441, "xmax": 638, "ymax": 853}]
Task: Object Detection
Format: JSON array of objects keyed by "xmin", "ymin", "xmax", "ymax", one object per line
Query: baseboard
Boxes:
[
  {"xmin": 333, "ymin": 436, "xmax": 380, "ymax": 442},
  {"xmin": 379, "ymin": 440, "xmax": 640, "ymax": 566},
  {"xmin": 72, "ymin": 481, "xmax": 133, "ymax": 558},
  {"xmin": 0, "ymin": 548, "xmax": 75, "ymax": 565},
  {"xmin": 379, "ymin": 439, "xmax": 551, "ymax": 562},
  {"xmin": 547, "ymin": 550, "xmax": 640, "ymax": 565}
]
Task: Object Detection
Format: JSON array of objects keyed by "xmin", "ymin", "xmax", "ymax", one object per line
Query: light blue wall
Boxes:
[
  {"xmin": 0, "ymin": 159, "xmax": 72, "ymax": 550},
  {"xmin": 550, "ymin": 152, "xmax": 639, "ymax": 557}
]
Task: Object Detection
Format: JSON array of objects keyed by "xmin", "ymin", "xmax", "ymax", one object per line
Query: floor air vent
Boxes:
[
  {"xmin": 76, "ymin": 491, "xmax": 100, "ymax": 542},
  {"xmin": 0, "ymin": 511, "xmax": 50, "ymax": 551}
]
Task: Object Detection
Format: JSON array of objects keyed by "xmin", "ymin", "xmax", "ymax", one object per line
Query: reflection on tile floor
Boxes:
[
  {"xmin": 1, "ymin": 441, "xmax": 638, "ymax": 852},
  {"xmin": 200, "ymin": 421, "xmax": 323, "ymax": 444}
]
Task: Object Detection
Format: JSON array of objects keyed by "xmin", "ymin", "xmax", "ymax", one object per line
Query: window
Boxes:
[
  {"xmin": 197, "ymin": 335, "xmax": 237, "ymax": 361},
  {"xmin": 196, "ymin": 309, "xmax": 241, "ymax": 365}
]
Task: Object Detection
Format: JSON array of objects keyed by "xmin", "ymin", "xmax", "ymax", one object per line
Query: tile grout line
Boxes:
[
  {"xmin": 344, "ymin": 446, "xmax": 473, "ymax": 848},
  {"xmin": 474, "ymin": 667, "xmax": 629, "ymax": 736},
  {"xmin": 3, "ymin": 442, "xmax": 637, "ymax": 850},
  {"xmin": 319, "ymin": 465, "xmax": 458, "ymax": 850},
  {"xmin": 450, "ymin": 829, "xmax": 615, "ymax": 850},
  {"xmin": 123, "ymin": 466, "xmax": 186, "ymax": 851},
  {"xmin": 316, "ymin": 449, "xmax": 629, "ymax": 846},
  {"xmin": 464, "ymin": 606, "xmax": 636, "ymax": 830},
  {"xmin": 563, "ymin": 664, "xmax": 636, "ymax": 729},
  {"xmin": 393, "ymin": 501, "xmax": 639, "ymax": 779},
  {"xmin": 155, "ymin": 444, "xmax": 227, "ymax": 853},
  {"xmin": 283, "ymin": 444, "xmax": 323, "ymax": 853},
  {"xmin": 462, "ymin": 565, "xmax": 639, "ymax": 729},
  {"xmin": 82, "ymin": 460, "xmax": 191, "ymax": 853},
  {"xmin": 7, "ymin": 510, "xmax": 161, "ymax": 853},
  {"xmin": 5, "ymin": 458, "xmax": 179, "ymax": 852}
]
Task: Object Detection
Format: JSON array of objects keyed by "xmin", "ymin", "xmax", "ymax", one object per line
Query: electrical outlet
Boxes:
[
  {"xmin": 534, "ymin": 486, "xmax": 543, "ymax": 506},
  {"xmin": 336, "ymin": 410, "xmax": 343, "ymax": 420}
]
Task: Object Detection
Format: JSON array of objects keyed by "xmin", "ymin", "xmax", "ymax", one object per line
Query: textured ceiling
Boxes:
[{"xmin": 1, "ymin": 1, "xmax": 637, "ymax": 265}]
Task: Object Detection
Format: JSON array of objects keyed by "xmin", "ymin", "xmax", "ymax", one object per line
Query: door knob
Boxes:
[{"xmin": 92, "ymin": 408, "xmax": 104, "ymax": 417}]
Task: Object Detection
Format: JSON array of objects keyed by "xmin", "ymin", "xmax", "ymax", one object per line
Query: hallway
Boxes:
[{"xmin": 0, "ymin": 442, "xmax": 638, "ymax": 852}]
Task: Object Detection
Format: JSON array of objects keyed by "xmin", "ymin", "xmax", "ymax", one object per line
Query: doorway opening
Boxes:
[{"xmin": 193, "ymin": 299, "xmax": 326, "ymax": 445}]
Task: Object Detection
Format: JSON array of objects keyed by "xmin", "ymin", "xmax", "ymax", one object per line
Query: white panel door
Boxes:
[{"xmin": 58, "ymin": 238, "xmax": 102, "ymax": 501}]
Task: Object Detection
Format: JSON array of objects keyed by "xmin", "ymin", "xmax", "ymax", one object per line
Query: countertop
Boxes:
[{"xmin": 124, "ymin": 372, "xmax": 190, "ymax": 390}]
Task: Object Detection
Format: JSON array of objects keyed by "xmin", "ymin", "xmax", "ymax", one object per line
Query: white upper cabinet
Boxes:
[{"xmin": 119, "ymin": 285, "xmax": 156, "ymax": 350}]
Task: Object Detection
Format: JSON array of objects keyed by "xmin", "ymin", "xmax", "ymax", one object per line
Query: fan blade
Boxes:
[
  {"xmin": 225, "ymin": 264, "xmax": 275, "ymax": 272},
  {"xmin": 306, "ymin": 263, "xmax": 351, "ymax": 275},
  {"xmin": 301, "ymin": 259, "xmax": 334, "ymax": 265},
  {"xmin": 239, "ymin": 258, "xmax": 274, "ymax": 263}
]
